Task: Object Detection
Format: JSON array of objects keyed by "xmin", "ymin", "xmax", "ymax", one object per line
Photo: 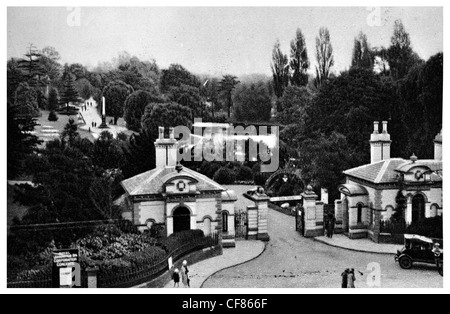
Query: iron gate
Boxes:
[{"xmin": 234, "ymin": 210, "xmax": 248, "ymax": 239}]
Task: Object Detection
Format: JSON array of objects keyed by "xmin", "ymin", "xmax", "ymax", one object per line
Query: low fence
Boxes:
[
  {"xmin": 97, "ymin": 233, "xmax": 219, "ymax": 288},
  {"xmin": 7, "ymin": 233, "xmax": 219, "ymax": 289}
]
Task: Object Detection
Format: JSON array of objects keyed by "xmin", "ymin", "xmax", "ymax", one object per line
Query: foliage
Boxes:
[
  {"xmin": 218, "ymin": 75, "xmax": 240, "ymax": 118},
  {"xmin": 74, "ymin": 78, "xmax": 95, "ymax": 100},
  {"xmin": 158, "ymin": 230, "xmax": 205, "ymax": 253},
  {"xmin": 236, "ymin": 166, "xmax": 253, "ymax": 182},
  {"xmin": 61, "ymin": 118, "xmax": 80, "ymax": 146},
  {"xmin": 7, "ymin": 102, "xmax": 42, "ymax": 179},
  {"xmin": 200, "ymin": 161, "xmax": 224, "ymax": 179},
  {"xmin": 102, "ymin": 80, "xmax": 134, "ymax": 124},
  {"xmin": 17, "ymin": 44, "xmax": 46, "ymax": 87},
  {"xmin": 233, "ymin": 81, "xmax": 272, "ymax": 122},
  {"xmin": 48, "ymin": 111, "xmax": 58, "ymax": 122},
  {"xmin": 13, "ymin": 82, "xmax": 40, "ymax": 117},
  {"xmin": 160, "ymin": 63, "xmax": 200, "ymax": 94},
  {"xmin": 386, "ymin": 20, "xmax": 423, "ymax": 80},
  {"xmin": 271, "ymin": 40, "xmax": 289, "ymax": 98},
  {"xmin": 47, "ymin": 87, "xmax": 59, "ymax": 111},
  {"xmin": 123, "ymin": 90, "xmax": 165, "ymax": 132},
  {"xmin": 351, "ymin": 32, "xmax": 374, "ymax": 70},
  {"xmin": 315, "ymin": 27, "xmax": 334, "ymax": 88},
  {"xmin": 290, "ymin": 28, "xmax": 309, "ymax": 87},
  {"xmin": 275, "ymin": 85, "xmax": 311, "ymax": 126},
  {"xmin": 60, "ymin": 70, "xmax": 80, "ymax": 112},
  {"xmin": 121, "ymin": 128, "xmax": 156, "ymax": 179},
  {"xmin": 40, "ymin": 46, "xmax": 62, "ymax": 83},
  {"xmin": 407, "ymin": 216, "xmax": 443, "ymax": 239},
  {"xmin": 168, "ymin": 84, "xmax": 203, "ymax": 119},
  {"xmin": 141, "ymin": 102, "xmax": 193, "ymax": 139},
  {"xmin": 213, "ymin": 167, "xmax": 236, "ymax": 185}
]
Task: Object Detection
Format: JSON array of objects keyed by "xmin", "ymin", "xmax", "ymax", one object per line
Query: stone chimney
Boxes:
[
  {"xmin": 434, "ymin": 130, "xmax": 442, "ymax": 160},
  {"xmin": 370, "ymin": 121, "xmax": 391, "ymax": 164},
  {"xmin": 155, "ymin": 127, "xmax": 178, "ymax": 168}
]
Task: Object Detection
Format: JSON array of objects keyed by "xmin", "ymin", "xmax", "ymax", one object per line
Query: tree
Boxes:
[
  {"xmin": 92, "ymin": 131, "xmax": 127, "ymax": 170},
  {"xmin": 275, "ymin": 85, "xmax": 311, "ymax": 126},
  {"xmin": 314, "ymin": 27, "xmax": 334, "ymax": 88},
  {"xmin": 40, "ymin": 46, "xmax": 62, "ymax": 83},
  {"xmin": 218, "ymin": 75, "xmax": 240, "ymax": 118},
  {"xmin": 61, "ymin": 118, "xmax": 80, "ymax": 147},
  {"xmin": 74, "ymin": 78, "xmax": 94, "ymax": 100},
  {"xmin": 122, "ymin": 128, "xmax": 156, "ymax": 179},
  {"xmin": 201, "ymin": 78, "xmax": 220, "ymax": 118},
  {"xmin": 7, "ymin": 58, "xmax": 24, "ymax": 104},
  {"xmin": 102, "ymin": 80, "xmax": 134, "ymax": 124},
  {"xmin": 7, "ymin": 102, "xmax": 42, "ymax": 179},
  {"xmin": 386, "ymin": 20, "xmax": 423, "ymax": 80},
  {"xmin": 141, "ymin": 102, "xmax": 193, "ymax": 139},
  {"xmin": 160, "ymin": 64, "xmax": 200, "ymax": 94},
  {"xmin": 47, "ymin": 87, "xmax": 59, "ymax": 111},
  {"xmin": 123, "ymin": 90, "xmax": 165, "ymax": 132},
  {"xmin": 271, "ymin": 40, "xmax": 289, "ymax": 98},
  {"xmin": 168, "ymin": 84, "xmax": 203, "ymax": 119},
  {"xmin": 233, "ymin": 81, "xmax": 272, "ymax": 122},
  {"xmin": 290, "ymin": 29, "xmax": 309, "ymax": 87},
  {"xmin": 60, "ymin": 71, "xmax": 80, "ymax": 113},
  {"xmin": 13, "ymin": 82, "xmax": 39, "ymax": 117},
  {"xmin": 351, "ymin": 32, "xmax": 374, "ymax": 70},
  {"xmin": 17, "ymin": 44, "xmax": 46, "ymax": 87}
]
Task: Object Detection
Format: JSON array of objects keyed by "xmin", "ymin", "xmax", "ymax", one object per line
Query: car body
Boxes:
[{"xmin": 395, "ymin": 234, "xmax": 443, "ymax": 275}]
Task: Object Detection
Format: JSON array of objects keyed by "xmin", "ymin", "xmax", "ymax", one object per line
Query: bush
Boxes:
[
  {"xmin": 213, "ymin": 167, "xmax": 236, "ymax": 185},
  {"xmin": 407, "ymin": 216, "xmax": 443, "ymax": 239},
  {"xmin": 237, "ymin": 166, "xmax": 253, "ymax": 182},
  {"xmin": 48, "ymin": 111, "xmax": 58, "ymax": 121},
  {"xmin": 200, "ymin": 161, "xmax": 223, "ymax": 179},
  {"xmin": 158, "ymin": 229, "xmax": 205, "ymax": 253}
]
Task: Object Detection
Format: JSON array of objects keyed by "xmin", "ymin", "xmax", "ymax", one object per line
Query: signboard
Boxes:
[{"xmin": 52, "ymin": 249, "xmax": 80, "ymax": 288}]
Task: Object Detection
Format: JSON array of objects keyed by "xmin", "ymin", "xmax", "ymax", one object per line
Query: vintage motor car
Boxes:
[{"xmin": 395, "ymin": 234, "xmax": 443, "ymax": 276}]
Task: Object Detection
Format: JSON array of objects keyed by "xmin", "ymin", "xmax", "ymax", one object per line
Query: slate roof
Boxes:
[
  {"xmin": 121, "ymin": 166, "xmax": 226, "ymax": 196},
  {"xmin": 338, "ymin": 184, "xmax": 369, "ymax": 196},
  {"xmin": 343, "ymin": 158, "xmax": 406, "ymax": 184}
]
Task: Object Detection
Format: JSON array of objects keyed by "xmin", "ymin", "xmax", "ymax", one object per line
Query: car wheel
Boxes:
[{"xmin": 399, "ymin": 256, "xmax": 413, "ymax": 269}]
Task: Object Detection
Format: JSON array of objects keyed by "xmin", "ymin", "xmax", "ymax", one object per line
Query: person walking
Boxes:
[
  {"xmin": 172, "ymin": 269, "xmax": 180, "ymax": 288},
  {"xmin": 348, "ymin": 269, "xmax": 356, "ymax": 288},
  {"xmin": 328, "ymin": 213, "xmax": 336, "ymax": 238},
  {"xmin": 181, "ymin": 260, "xmax": 190, "ymax": 288},
  {"xmin": 341, "ymin": 269, "xmax": 349, "ymax": 288}
]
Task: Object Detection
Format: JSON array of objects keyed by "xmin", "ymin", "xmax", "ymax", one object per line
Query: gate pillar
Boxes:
[{"xmin": 301, "ymin": 185, "xmax": 324, "ymax": 238}]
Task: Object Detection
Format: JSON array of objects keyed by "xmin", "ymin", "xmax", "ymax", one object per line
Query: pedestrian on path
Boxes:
[
  {"xmin": 348, "ymin": 269, "xmax": 356, "ymax": 288},
  {"xmin": 172, "ymin": 268, "xmax": 180, "ymax": 288},
  {"xmin": 341, "ymin": 269, "xmax": 349, "ymax": 288},
  {"xmin": 327, "ymin": 213, "xmax": 336, "ymax": 238},
  {"xmin": 181, "ymin": 260, "xmax": 190, "ymax": 288}
]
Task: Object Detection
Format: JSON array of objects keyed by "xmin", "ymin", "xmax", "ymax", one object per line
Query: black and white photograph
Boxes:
[{"xmin": 3, "ymin": 2, "xmax": 447, "ymax": 294}]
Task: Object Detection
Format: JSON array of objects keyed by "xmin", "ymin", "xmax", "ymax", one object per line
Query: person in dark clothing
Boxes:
[
  {"xmin": 328, "ymin": 213, "xmax": 336, "ymax": 238},
  {"xmin": 341, "ymin": 269, "xmax": 349, "ymax": 288},
  {"xmin": 172, "ymin": 268, "xmax": 180, "ymax": 288}
]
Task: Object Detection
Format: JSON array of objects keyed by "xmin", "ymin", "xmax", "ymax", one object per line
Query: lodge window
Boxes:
[
  {"xmin": 357, "ymin": 204, "xmax": 363, "ymax": 224},
  {"xmin": 222, "ymin": 212, "xmax": 228, "ymax": 233}
]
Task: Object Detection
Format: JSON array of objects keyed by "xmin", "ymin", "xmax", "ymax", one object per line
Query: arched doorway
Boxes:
[
  {"xmin": 412, "ymin": 194, "xmax": 425, "ymax": 223},
  {"xmin": 173, "ymin": 207, "xmax": 191, "ymax": 233}
]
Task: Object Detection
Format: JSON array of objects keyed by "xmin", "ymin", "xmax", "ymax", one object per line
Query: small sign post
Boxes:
[{"xmin": 52, "ymin": 249, "xmax": 81, "ymax": 288}]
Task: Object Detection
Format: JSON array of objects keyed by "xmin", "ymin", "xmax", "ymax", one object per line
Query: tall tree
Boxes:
[
  {"xmin": 314, "ymin": 27, "xmax": 334, "ymax": 88},
  {"xmin": 60, "ymin": 71, "xmax": 80, "ymax": 113},
  {"xmin": 122, "ymin": 128, "xmax": 156, "ymax": 179},
  {"xmin": 102, "ymin": 80, "xmax": 134, "ymax": 124},
  {"xmin": 386, "ymin": 20, "xmax": 423, "ymax": 80},
  {"xmin": 17, "ymin": 44, "xmax": 46, "ymax": 87},
  {"xmin": 351, "ymin": 32, "xmax": 374, "ymax": 70},
  {"xmin": 168, "ymin": 84, "xmax": 203, "ymax": 119},
  {"xmin": 13, "ymin": 82, "xmax": 39, "ymax": 117},
  {"xmin": 141, "ymin": 102, "xmax": 193, "ymax": 139},
  {"xmin": 271, "ymin": 40, "xmax": 289, "ymax": 98},
  {"xmin": 123, "ymin": 90, "xmax": 165, "ymax": 132},
  {"xmin": 218, "ymin": 75, "xmax": 240, "ymax": 118},
  {"xmin": 275, "ymin": 85, "xmax": 311, "ymax": 126},
  {"xmin": 290, "ymin": 29, "xmax": 309, "ymax": 87},
  {"xmin": 47, "ymin": 87, "xmax": 59, "ymax": 112},
  {"xmin": 40, "ymin": 46, "xmax": 62, "ymax": 83},
  {"xmin": 233, "ymin": 81, "xmax": 272, "ymax": 122},
  {"xmin": 160, "ymin": 64, "xmax": 200, "ymax": 94},
  {"xmin": 7, "ymin": 102, "xmax": 42, "ymax": 179},
  {"xmin": 61, "ymin": 118, "xmax": 80, "ymax": 147}
]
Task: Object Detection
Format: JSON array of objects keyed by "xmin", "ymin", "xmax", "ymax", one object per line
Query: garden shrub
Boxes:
[
  {"xmin": 213, "ymin": 167, "xmax": 236, "ymax": 185},
  {"xmin": 158, "ymin": 229, "xmax": 205, "ymax": 253},
  {"xmin": 48, "ymin": 111, "xmax": 58, "ymax": 121},
  {"xmin": 407, "ymin": 216, "xmax": 443, "ymax": 239},
  {"xmin": 200, "ymin": 161, "xmax": 223, "ymax": 179},
  {"xmin": 237, "ymin": 166, "xmax": 253, "ymax": 182}
]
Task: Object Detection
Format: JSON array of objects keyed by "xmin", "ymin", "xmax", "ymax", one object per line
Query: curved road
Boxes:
[{"xmin": 203, "ymin": 208, "xmax": 442, "ymax": 288}]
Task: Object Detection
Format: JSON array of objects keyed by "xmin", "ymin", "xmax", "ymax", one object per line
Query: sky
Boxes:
[{"xmin": 7, "ymin": 6, "xmax": 443, "ymax": 77}]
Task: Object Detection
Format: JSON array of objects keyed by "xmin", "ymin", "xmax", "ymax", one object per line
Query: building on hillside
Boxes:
[
  {"xmin": 337, "ymin": 121, "xmax": 442, "ymax": 242},
  {"xmin": 120, "ymin": 127, "xmax": 237, "ymax": 248}
]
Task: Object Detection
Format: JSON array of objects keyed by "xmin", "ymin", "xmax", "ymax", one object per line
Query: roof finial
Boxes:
[{"xmin": 410, "ymin": 154, "xmax": 418, "ymax": 163}]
